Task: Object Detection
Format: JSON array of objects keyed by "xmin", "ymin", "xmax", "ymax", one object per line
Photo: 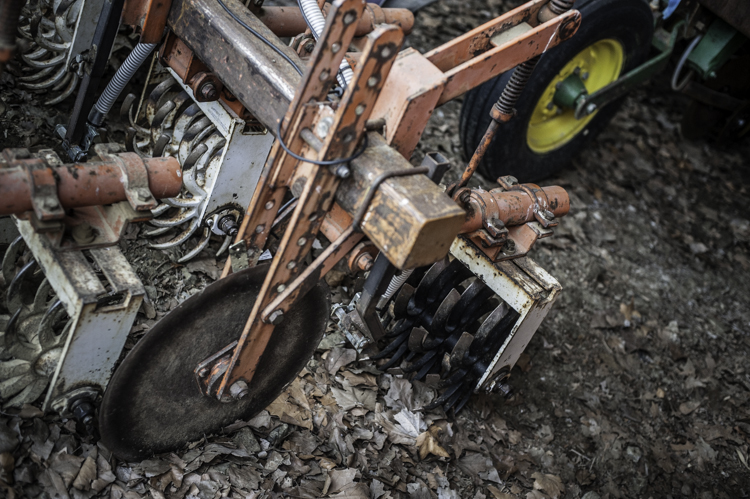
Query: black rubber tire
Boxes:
[{"xmin": 459, "ymin": 0, "xmax": 654, "ymax": 182}]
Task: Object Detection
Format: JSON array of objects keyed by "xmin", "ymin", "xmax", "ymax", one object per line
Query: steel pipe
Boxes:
[
  {"xmin": 257, "ymin": 5, "xmax": 414, "ymax": 38},
  {"xmin": 456, "ymin": 185, "xmax": 570, "ymax": 234},
  {"xmin": 0, "ymin": 152, "xmax": 182, "ymax": 216}
]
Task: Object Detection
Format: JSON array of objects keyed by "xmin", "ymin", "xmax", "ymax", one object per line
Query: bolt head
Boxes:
[
  {"xmin": 200, "ymin": 82, "xmax": 218, "ymax": 100},
  {"xmin": 586, "ymin": 103, "xmax": 597, "ymax": 114},
  {"xmin": 335, "ymin": 165, "xmax": 350, "ymax": 178},
  {"xmin": 229, "ymin": 380, "xmax": 249, "ymax": 400},
  {"xmin": 268, "ymin": 310, "xmax": 284, "ymax": 325}
]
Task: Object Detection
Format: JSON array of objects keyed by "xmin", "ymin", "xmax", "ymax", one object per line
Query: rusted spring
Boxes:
[
  {"xmin": 297, "ymin": 0, "xmax": 353, "ymax": 87},
  {"xmin": 549, "ymin": 0, "xmax": 574, "ymax": 15},
  {"xmin": 453, "ymin": 120, "xmax": 499, "ymax": 193},
  {"xmin": 494, "ymin": 54, "xmax": 542, "ymax": 116}
]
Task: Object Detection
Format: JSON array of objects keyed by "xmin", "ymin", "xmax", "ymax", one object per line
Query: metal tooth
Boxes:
[
  {"xmin": 449, "ymin": 332, "xmax": 474, "ymax": 367},
  {"xmin": 392, "ymin": 283, "xmax": 415, "ymax": 318},
  {"xmin": 407, "ymin": 326, "xmax": 429, "ymax": 353},
  {"xmin": 0, "ymin": 241, "xmax": 71, "ymax": 408},
  {"xmin": 177, "ymin": 228, "xmax": 212, "ymax": 263},
  {"xmin": 413, "ymin": 354, "xmax": 438, "ymax": 381},
  {"xmin": 7, "ymin": 259, "xmax": 39, "ymax": 313},
  {"xmin": 371, "ymin": 327, "xmax": 410, "ymax": 361},
  {"xmin": 375, "ymin": 257, "xmax": 524, "ymax": 414},
  {"xmin": 408, "ymin": 259, "xmax": 449, "ymax": 314},
  {"xmin": 378, "ymin": 340, "xmax": 409, "ymax": 371},
  {"xmin": 425, "ymin": 378, "xmax": 464, "ymax": 411},
  {"xmin": 149, "ymin": 217, "xmax": 201, "ymax": 248},
  {"xmin": 403, "ymin": 348, "xmax": 437, "ymax": 374},
  {"xmin": 429, "ymin": 288, "xmax": 461, "ymax": 338},
  {"xmin": 17, "ymin": 66, "xmax": 56, "ymax": 82},
  {"xmin": 445, "ymin": 279, "xmax": 493, "ymax": 331},
  {"xmin": 216, "ymin": 235, "xmax": 233, "ymax": 257}
]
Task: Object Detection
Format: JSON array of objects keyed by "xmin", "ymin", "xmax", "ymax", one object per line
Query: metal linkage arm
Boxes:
[{"xmin": 195, "ymin": 0, "xmax": 408, "ymax": 400}]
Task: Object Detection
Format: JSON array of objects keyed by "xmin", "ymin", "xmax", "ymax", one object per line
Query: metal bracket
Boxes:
[
  {"xmin": 26, "ymin": 160, "xmax": 65, "ymax": 221},
  {"xmin": 15, "ymin": 218, "xmax": 145, "ymax": 413},
  {"xmin": 94, "ymin": 144, "xmax": 157, "ymax": 211},
  {"xmin": 575, "ymin": 21, "xmax": 684, "ymax": 119},
  {"xmin": 229, "ymin": 240, "xmax": 250, "ymax": 272},
  {"xmin": 449, "ymin": 237, "xmax": 561, "ymax": 392}
]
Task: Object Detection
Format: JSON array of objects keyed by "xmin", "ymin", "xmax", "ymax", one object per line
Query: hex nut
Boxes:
[{"xmin": 229, "ymin": 380, "xmax": 249, "ymax": 400}]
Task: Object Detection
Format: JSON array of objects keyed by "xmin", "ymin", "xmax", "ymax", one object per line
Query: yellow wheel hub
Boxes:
[{"xmin": 527, "ymin": 39, "xmax": 624, "ymax": 154}]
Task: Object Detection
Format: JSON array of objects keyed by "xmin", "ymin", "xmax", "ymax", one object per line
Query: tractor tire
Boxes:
[{"xmin": 459, "ymin": 0, "xmax": 654, "ymax": 182}]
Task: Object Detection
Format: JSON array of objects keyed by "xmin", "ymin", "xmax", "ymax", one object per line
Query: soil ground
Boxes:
[{"xmin": 1, "ymin": 0, "xmax": 750, "ymax": 498}]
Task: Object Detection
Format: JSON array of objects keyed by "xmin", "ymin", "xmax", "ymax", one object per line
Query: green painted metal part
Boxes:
[
  {"xmin": 574, "ymin": 21, "xmax": 684, "ymax": 120},
  {"xmin": 687, "ymin": 18, "xmax": 746, "ymax": 79},
  {"xmin": 553, "ymin": 72, "xmax": 589, "ymax": 109}
]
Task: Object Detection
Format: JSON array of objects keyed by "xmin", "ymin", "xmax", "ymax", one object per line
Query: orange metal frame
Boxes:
[{"xmin": 177, "ymin": 0, "xmax": 580, "ymax": 400}]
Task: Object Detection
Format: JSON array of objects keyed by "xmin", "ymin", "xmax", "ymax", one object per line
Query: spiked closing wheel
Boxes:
[
  {"xmin": 99, "ymin": 264, "xmax": 330, "ymax": 461},
  {"xmin": 373, "ymin": 258, "xmax": 519, "ymax": 413}
]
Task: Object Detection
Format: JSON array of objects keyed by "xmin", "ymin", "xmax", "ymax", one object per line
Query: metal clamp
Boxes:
[
  {"xmin": 497, "ymin": 175, "xmax": 556, "ymax": 228},
  {"xmin": 94, "ymin": 143, "xmax": 157, "ymax": 211},
  {"xmin": 26, "ymin": 159, "xmax": 65, "ymax": 221}
]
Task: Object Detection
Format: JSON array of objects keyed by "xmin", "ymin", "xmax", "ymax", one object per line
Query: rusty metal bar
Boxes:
[
  {"xmin": 257, "ymin": 4, "xmax": 414, "ymax": 37},
  {"xmin": 0, "ymin": 149, "xmax": 182, "ymax": 217},
  {"xmin": 456, "ymin": 185, "xmax": 569, "ymax": 234}
]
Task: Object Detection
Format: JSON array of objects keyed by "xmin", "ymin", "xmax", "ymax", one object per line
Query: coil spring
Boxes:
[
  {"xmin": 493, "ymin": 55, "xmax": 542, "ymax": 116},
  {"xmin": 549, "ymin": 0, "xmax": 574, "ymax": 15}
]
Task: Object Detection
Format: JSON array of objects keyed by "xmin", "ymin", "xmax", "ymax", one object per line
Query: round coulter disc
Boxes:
[{"xmin": 99, "ymin": 264, "xmax": 330, "ymax": 461}]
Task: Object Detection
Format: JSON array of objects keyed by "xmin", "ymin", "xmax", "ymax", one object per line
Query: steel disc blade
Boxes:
[{"xmin": 99, "ymin": 264, "xmax": 330, "ymax": 461}]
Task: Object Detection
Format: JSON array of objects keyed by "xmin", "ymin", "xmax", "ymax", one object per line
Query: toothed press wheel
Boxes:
[
  {"xmin": 372, "ymin": 258, "xmax": 519, "ymax": 413},
  {"xmin": 0, "ymin": 237, "xmax": 71, "ymax": 409}
]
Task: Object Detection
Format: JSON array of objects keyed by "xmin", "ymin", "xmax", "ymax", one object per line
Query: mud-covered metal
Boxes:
[
  {"xmin": 167, "ymin": 0, "xmax": 303, "ymax": 132},
  {"xmin": 373, "ymin": 239, "xmax": 561, "ymax": 412},
  {"xmin": 3, "ymin": 216, "xmax": 145, "ymax": 415}
]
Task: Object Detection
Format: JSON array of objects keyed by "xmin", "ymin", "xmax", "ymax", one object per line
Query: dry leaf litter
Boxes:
[{"xmin": 2, "ymin": 0, "xmax": 750, "ymax": 497}]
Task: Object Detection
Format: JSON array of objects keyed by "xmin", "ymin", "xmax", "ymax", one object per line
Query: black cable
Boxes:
[
  {"xmin": 276, "ymin": 121, "xmax": 368, "ymax": 166},
  {"xmin": 216, "ymin": 0, "xmax": 304, "ymax": 76}
]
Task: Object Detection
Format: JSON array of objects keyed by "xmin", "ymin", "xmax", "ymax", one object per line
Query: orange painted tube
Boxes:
[
  {"xmin": 458, "ymin": 185, "xmax": 570, "ymax": 234},
  {"xmin": 257, "ymin": 5, "xmax": 415, "ymax": 37},
  {"xmin": 0, "ymin": 155, "xmax": 182, "ymax": 216}
]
